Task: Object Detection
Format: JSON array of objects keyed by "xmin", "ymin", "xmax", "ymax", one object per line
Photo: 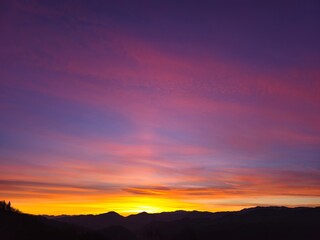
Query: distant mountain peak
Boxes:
[{"xmin": 100, "ymin": 211, "xmax": 122, "ymax": 217}]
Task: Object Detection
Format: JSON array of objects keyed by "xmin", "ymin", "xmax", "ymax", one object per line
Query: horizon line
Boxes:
[{"xmin": 36, "ymin": 205, "xmax": 320, "ymax": 218}]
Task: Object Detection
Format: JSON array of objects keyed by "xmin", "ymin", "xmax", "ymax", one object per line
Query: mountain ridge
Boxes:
[
  {"xmin": 49, "ymin": 205, "xmax": 319, "ymax": 218},
  {"xmin": 1, "ymin": 205, "xmax": 319, "ymax": 240}
]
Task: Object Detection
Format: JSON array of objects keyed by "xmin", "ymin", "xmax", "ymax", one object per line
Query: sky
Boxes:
[{"xmin": 0, "ymin": 0, "xmax": 319, "ymax": 215}]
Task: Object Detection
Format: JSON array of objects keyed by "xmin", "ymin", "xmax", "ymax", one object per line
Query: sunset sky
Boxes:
[{"xmin": 0, "ymin": 0, "xmax": 319, "ymax": 215}]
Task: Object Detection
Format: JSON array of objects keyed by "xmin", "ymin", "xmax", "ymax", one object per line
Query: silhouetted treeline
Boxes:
[
  {"xmin": 0, "ymin": 200, "xmax": 20, "ymax": 213},
  {"xmin": 0, "ymin": 201, "xmax": 107, "ymax": 240}
]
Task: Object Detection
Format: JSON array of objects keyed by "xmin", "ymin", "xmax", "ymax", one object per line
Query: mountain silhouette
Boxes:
[
  {"xmin": 56, "ymin": 210, "xmax": 222, "ymax": 230},
  {"xmin": 1, "ymin": 203, "xmax": 319, "ymax": 240},
  {"xmin": 55, "ymin": 211, "xmax": 124, "ymax": 230}
]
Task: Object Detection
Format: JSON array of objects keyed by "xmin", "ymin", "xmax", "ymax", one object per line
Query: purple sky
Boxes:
[{"xmin": 0, "ymin": 0, "xmax": 319, "ymax": 215}]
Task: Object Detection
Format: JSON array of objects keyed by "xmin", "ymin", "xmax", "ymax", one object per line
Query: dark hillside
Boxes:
[{"xmin": 1, "ymin": 202, "xmax": 319, "ymax": 240}]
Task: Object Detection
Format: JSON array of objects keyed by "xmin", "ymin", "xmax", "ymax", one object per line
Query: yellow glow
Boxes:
[
  {"xmin": 8, "ymin": 193, "xmax": 320, "ymax": 216},
  {"xmin": 11, "ymin": 195, "xmax": 203, "ymax": 216}
]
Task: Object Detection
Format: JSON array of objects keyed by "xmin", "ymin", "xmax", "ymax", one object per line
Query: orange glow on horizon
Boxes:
[
  {"xmin": 10, "ymin": 198, "xmax": 243, "ymax": 216},
  {"xmin": 7, "ymin": 193, "xmax": 320, "ymax": 216}
]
